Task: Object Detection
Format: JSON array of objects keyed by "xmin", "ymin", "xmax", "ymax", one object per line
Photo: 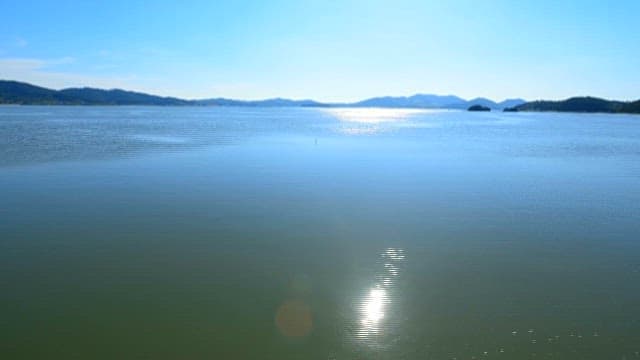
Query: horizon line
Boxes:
[{"xmin": 2, "ymin": 78, "xmax": 639, "ymax": 104}]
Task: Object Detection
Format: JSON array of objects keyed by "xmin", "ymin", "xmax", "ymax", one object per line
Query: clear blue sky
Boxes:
[{"xmin": 1, "ymin": 0, "xmax": 639, "ymax": 101}]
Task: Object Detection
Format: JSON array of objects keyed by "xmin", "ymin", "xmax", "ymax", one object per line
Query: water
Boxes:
[{"xmin": 1, "ymin": 106, "xmax": 639, "ymax": 359}]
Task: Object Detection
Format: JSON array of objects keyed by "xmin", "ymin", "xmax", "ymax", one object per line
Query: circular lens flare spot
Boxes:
[{"xmin": 275, "ymin": 300, "xmax": 313, "ymax": 338}]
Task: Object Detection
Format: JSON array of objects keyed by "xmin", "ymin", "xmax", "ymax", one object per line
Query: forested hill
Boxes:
[
  {"xmin": 0, "ymin": 80, "xmax": 189, "ymax": 105},
  {"xmin": 509, "ymin": 97, "xmax": 640, "ymax": 114}
]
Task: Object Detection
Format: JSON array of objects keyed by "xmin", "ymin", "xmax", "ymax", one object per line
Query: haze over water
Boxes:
[{"xmin": 1, "ymin": 106, "xmax": 640, "ymax": 359}]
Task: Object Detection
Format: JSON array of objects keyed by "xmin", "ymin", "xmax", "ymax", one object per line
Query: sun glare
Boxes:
[
  {"xmin": 362, "ymin": 288, "xmax": 387, "ymax": 324},
  {"xmin": 325, "ymin": 108, "xmax": 434, "ymax": 124}
]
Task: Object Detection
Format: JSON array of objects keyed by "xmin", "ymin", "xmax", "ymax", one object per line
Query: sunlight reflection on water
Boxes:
[
  {"xmin": 357, "ymin": 248, "xmax": 406, "ymax": 344},
  {"xmin": 324, "ymin": 108, "xmax": 444, "ymax": 135},
  {"xmin": 325, "ymin": 108, "xmax": 438, "ymax": 124}
]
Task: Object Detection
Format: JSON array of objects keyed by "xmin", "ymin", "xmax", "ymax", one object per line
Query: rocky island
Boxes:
[{"xmin": 468, "ymin": 104, "xmax": 491, "ymax": 112}]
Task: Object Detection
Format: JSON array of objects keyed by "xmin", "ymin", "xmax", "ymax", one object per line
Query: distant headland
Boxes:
[
  {"xmin": 1, "ymin": 80, "xmax": 638, "ymax": 113},
  {"xmin": 504, "ymin": 97, "xmax": 640, "ymax": 114}
]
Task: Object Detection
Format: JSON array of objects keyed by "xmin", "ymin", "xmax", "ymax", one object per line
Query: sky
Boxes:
[{"xmin": 1, "ymin": 0, "xmax": 639, "ymax": 102}]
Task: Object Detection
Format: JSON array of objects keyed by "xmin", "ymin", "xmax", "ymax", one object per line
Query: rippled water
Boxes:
[{"xmin": 1, "ymin": 106, "xmax": 640, "ymax": 359}]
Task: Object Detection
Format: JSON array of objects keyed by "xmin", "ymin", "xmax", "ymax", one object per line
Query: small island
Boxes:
[{"xmin": 468, "ymin": 104, "xmax": 491, "ymax": 112}]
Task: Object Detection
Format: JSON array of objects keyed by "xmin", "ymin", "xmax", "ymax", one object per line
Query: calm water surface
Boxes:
[{"xmin": 1, "ymin": 106, "xmax": 639, "ymax": 359}]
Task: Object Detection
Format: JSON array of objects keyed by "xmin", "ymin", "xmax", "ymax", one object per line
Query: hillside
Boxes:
[
  {"xmin": 0, "ymin": 80, "xmax": 77, "ymax": 104},
  {"xmin": 621, "ymin": 100, "xmax": 640, "ymax": 113},
  {"xmin": 0, "ymin": 80, "xmax": 189, "ymax": 105},
  {"xmin": 510, "ymin": 97, "xmax": 640, "ymax": 114},
  {"xmin": 59, "ymin": 88, "xmax": 189, "ymax": 105}
]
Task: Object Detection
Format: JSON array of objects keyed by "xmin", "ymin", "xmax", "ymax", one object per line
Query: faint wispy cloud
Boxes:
[
  {"xmin": 0, "ymin": 57, "xmax": 76, "ymax": 72},
  {"xmin": 0, "ymin": 56, "xmax": 253, "ymax": 99},
  {"xmin": 15, "ymin": 37, "xmax": 28, "ymax": 48},
  {"xmin": 0, "ymin": 58, "xmax": 44, "ymax": 71},
  {"xmin": 0, "ymin": 57, "xmax": 136, "ymax": 90},
  {"xmin": 48, "ymin": 56, "xmax": 76, "ymax": 65},
  {"xmin": 207, "ymin": 82, "xmax": 262, "ymax": 98}
]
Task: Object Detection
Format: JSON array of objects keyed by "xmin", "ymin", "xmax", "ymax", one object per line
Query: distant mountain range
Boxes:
[
  {"xmin": 193, "ymin": 97, "xmax": 326, "ymax": 107},
  {"xmin": 1, "ymin": 80, "xmax": 638, "ymax": 113},
  {"xmin": 340, "ymin": 94, "xmax": 526, "ymax": 110},
  {"xmin": 0, "ymin": 80, "xmax": 524, "ymax": 109}
]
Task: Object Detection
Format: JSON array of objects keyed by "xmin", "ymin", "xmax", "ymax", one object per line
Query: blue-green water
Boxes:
[{"xmin": 1, "ymin": 106, "xmax": 639, "ymax": 359}]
